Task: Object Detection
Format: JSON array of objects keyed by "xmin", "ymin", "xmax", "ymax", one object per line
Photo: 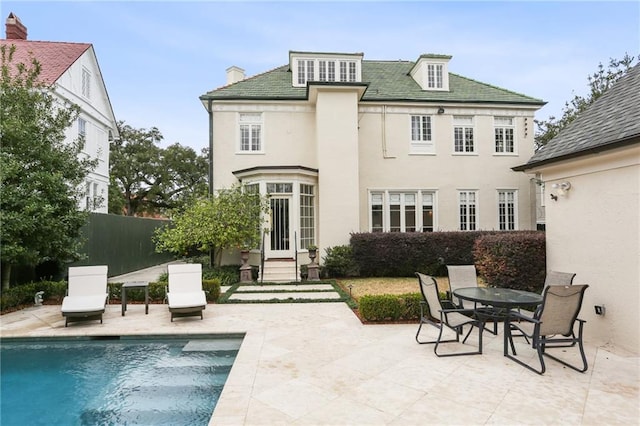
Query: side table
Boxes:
[{"xmin": 121, "ymin": 281, "xmax": 149, "ymax": 316}]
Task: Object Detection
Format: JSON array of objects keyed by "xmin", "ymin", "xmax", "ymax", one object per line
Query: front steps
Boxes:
[{"xmin": 260, "ymin": 259, "xmax": 299, "ymax": 283}]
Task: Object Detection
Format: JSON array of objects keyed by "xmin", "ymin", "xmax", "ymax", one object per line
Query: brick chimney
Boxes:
[{"xmin": 5, "ymin": 12, "xmax": 27, "ymax": 40}]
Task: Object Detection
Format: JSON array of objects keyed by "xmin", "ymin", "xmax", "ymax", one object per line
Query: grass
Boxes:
[{"xmin": 336, "ymin": 276, "xmax": 451, "ymax": 301}]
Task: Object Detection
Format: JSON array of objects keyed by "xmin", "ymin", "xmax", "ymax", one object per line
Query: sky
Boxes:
[{"xmin": 2, "ymin": 1, "xmax": 639, "ymax": 152}]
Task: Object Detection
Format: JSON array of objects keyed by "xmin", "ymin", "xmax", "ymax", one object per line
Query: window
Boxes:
[
  {"xmin": 82, "ymin": 68, "xmax": 91, "ymax": 99},
  {"xmin": 495, "ymin": 117, "xmax": 515, "ymax": 153},
  {"xmin": 411, "ymin": 115, "xmax": 431, "ymax": 142},
  {"xmin": 498, "ymin": 190, "xmax": 517, "ymax": 230},
  {"xmin": 266, "ymin": 182, "xmax": 292, "ymax": 194},
  {"xmin": 427, "ymin": 64, "xmax": 443, "ymax": 89},
  {"xmin": 294, "ymin": 57, "xmax": 358, "ymax": 86},
  {"xmin": 239, "ymin": 113, "xmax": 262, "ymax": 152},
  {"xmin": 78, "ymin": 118, "xmax": 86, "ymax": 137},
  {"xmin": 454, "ymin": 116, "xmax": 474, "ymax": 153},
  {"xmin": 459, "ymin": 191, "xmax": 477, "ymax": 231},
  {"xmin": 370, "ymin": 191, "xmax": 436, "ymax": 232},
  {"xmin": 300, "ymin": 184, "xmax": 315, "ymax": 249}
]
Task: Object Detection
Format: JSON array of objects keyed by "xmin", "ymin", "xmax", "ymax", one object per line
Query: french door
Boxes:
[{"xmin": 268, "ymin": 196, "xmax": 292, "ymax": 258}]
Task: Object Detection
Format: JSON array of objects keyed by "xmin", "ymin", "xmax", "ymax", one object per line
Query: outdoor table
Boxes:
[
  {"xmin": 453, "ymin": 287, "xmax": 543, "ymax": 353},
  {"xmin": 121, "ymin": 281, "xmax": 149, "ymax": 316}
]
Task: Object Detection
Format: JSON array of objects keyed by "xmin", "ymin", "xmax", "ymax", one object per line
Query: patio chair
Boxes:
[
  {"xmin": 415, "ymin": 272, "xmax": 484, "ymax": 357},
  {"xmin": 167, "ymin": 263, "xmax": 207, "ymax": 322},
  {"xmin": 504, "ymin": 284, "xmax": 589, "ymax": 375},
  {"xmin": 447, "ymin": 265, "xmax": 498, "ymax": 335},
  {"xmin": 61, "ymin": 265, "xmax": 108, "ymax": 327}
]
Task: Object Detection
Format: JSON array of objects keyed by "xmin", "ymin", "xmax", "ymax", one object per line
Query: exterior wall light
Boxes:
[
  {"xmin": 550, "ymin": 181, "xmax": 571, "ymax": 201},
  {"xmin": 437, "ymin": 107, "xmax": 445, "ymax": 114}
]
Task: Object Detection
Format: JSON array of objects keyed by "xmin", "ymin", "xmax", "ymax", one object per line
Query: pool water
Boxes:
[{"xmin": 0, "ymin": 335, "xmax": 242, "ymax": 426}]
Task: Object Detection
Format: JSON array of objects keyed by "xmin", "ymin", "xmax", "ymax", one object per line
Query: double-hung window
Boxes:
[
  {"xmin": 410, "ymin": 115, "xmax": 434, "ymax": 154},
  {"xmin": 498, "ymin": 190, "xmax": 517, "ymax": 230},
  {"xmin": 459, "ymin": 191, "xmax": 477, "ymax": 231},
  {"xmin": 427, "ymin": 64, "xmax": 443, "ymax": 89},
  {"xmin": 494, "ymin": 117, "xmax": 515, "ymax": 153},
  {"xmin": 370, "ymin": 191, "xmax": 436, "ymax": 232},
  {"xmin": 453, "ymin": 116, "xmax": 474, "ymax": 153},
  {"xmin": 239, "ymin": 113, "xmax": 262, "ymax": 152}
]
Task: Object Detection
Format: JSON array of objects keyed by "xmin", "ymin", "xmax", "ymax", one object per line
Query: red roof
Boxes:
[{"xmin": 0, "ymin": 38, "xmax": 91, "ymax": 84}]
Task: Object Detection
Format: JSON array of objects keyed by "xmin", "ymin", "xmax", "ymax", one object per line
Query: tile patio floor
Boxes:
[{"xmin": 2, "ymin": 299, "xmax": 639, "ymax": 425}]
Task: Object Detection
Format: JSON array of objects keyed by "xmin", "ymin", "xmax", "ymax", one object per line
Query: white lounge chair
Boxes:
[
  {"xmin": 167, "ymin": 264, "xmax": 207, "ymax": 322},
  {"xmin": 61, "ymin": 265, "xmax": 108, "ymax": 327}
]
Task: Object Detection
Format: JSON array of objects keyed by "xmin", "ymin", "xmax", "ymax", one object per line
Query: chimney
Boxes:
[
  {"xmin": 5, "ymin": 12, "xmax": 27, "ymax": 40},
  {"xmin": 226, "ymin": 66, "xmax": 245, "ymax": 85}
]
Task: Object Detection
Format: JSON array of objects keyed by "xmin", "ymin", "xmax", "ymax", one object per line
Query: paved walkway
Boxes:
[{"xmin": 2, "ymin": 301, "xmax": 638, "ymax": 425}]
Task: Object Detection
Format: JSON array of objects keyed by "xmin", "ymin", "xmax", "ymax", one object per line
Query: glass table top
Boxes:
[{"xmin": 453, "ymin": 287, "xmax": 542, "ymax": 308}]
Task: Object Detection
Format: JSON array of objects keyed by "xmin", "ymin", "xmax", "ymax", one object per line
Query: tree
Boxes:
[
  {"xmin": 153, "ymin": 186, "xmax": 269, "ymax": 266},
  {"xmin": 535, "ymin": 53, "xmax": 637, "ymax": 150},
  {"xmin": 0, "ymin": 44, "xmax": 97, "ymax": 289},
  {"xmin": 109, "ymin": 121, "xmax": 208, "ymax": 216}
]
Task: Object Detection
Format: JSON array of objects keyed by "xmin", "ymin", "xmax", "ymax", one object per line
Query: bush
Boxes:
[
  {"xmin": 0, "ymin": 280, "xmax": 66, "ymax": 312},
  {"xmin": 359, "ymin": 293, "xmax": 422, "ymax": 322},
  {"xmin": 322, "ymin": 245, "xmax": 359, "ymax": 278},
  {"xmin": 473, "ymin": 231, "xmax": 546, "ymax": 292}
]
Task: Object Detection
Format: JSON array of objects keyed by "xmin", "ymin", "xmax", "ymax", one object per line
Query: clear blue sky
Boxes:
[{"xmin": 2, "ymin": 1, "xmax": 639, "ymax": 151}]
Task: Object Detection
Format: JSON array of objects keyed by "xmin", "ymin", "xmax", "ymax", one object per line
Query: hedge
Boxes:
[{"xmin": 358, "ymin": 293, "xmax": 422, "ymax": 322}]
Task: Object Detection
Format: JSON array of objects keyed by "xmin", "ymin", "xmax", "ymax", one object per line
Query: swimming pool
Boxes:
[{"xmin": 0, "ymin": 334, "xmax": 243, "ymax": 426}]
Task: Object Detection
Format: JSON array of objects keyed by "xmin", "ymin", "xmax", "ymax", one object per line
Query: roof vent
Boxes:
[{"xmin": 5, "ymin": 12, "xmax": 27, "ymax": 40}]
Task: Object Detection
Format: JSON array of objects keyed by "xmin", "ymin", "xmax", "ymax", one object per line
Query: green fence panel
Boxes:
[{"xmin": 70, "ymin": 213, "xmax": 174, "ymax": 277}]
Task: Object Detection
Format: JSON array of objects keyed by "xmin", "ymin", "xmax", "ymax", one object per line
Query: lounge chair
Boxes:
[
  {"xmin": 61, "ymin": 265, "xmax": 108, "ymax": 327},
  {"xmin": 167, "ymin": 264, "xmax": 207, "ymax": 322},
  {"xmin": 504, "ymin": 284, "xmax": 589, "ymax": 375},
  {"xmin": 415, "ymin": 272, "xmax": 484, "ymax": 357}
]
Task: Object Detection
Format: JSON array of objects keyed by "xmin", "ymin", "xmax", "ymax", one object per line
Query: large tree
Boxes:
[
  {"xmin": 154, "ymin": 186, "xmax": 269, "ymax": 266},
  {"xmin": 109, "ymin": 121, "xmax": 208, "ymax": 216},
  {"xmin": 0, "ymin": 45, "xmax": 97, "ymax": 289},
  {"xmin": 535, "ymin": 53, "xmax": 637, "ymax": 150}
]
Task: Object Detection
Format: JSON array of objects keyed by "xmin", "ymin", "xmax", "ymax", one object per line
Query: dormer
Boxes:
[
  {"xmin": 410, "ymin": 54, "xmax": 452, "ymax": 91},
  {"xmin": 289, "ymin": 51, "xmax": 364, "ymax": 88}
]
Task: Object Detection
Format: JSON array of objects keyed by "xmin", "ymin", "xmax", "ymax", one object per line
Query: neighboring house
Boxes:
[
  {"xmin": 1, "ymin": 13, "xmax": 117, "ymax": 213},
  {"xmin": 514, "ymin": 64, "xmax": 640, "ymax": 355},
  {"xmin": 200, "ymin": 51, "xmax": 545, "ymax": 279}
]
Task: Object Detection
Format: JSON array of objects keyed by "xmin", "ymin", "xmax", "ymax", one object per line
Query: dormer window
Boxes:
[
  {"xmin": 290, "ymin": 51, "xmax": 363, "ymax": 87},
  {"xmin": 410, "ymin": 54, "xmax": 451, "ymax": 91}
]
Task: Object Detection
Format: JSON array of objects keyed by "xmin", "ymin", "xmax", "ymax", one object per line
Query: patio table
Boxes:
[
  {"xmin": 121, "ymin": 281, "xmax": 149, "ymax": 316},
  {"xmin": 453, "ymin": 287, "xmax": 543, "ymax": 353}
]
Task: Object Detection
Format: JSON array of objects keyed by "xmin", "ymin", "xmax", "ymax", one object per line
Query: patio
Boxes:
[{"xmin": 1, "ymin": 299, "xmax": 638, "ymax": 425}]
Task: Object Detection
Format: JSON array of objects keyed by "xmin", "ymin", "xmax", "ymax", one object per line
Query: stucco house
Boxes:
[
  {"xmin": 200, "ymin": 51, "xmax": 545, "ymax": 280},
  {"xmin": 514, "ymin": 64, "xmax": 640, "ymax": 355},
  {"xmin": 1, "ymin": 13, "xmax": 117, "ymax": 213}
]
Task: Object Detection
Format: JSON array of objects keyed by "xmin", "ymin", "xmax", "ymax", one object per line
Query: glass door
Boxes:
[{"xmin": 268, "ymin": 196, "xmax": 292, "ymax": 258}]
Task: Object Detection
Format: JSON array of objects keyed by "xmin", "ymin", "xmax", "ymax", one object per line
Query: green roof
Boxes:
[{"xmin": 201, "ymin": 60, "xmax": 545, "ymax": 106}]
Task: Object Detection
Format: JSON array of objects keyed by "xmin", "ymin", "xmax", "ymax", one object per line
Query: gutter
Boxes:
[{"xmin": 207, "ymin": 99, "xmax": 214, "ymax": 195}]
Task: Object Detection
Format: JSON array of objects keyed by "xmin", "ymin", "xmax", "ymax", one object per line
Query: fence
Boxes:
[{"xmin": 69, "ymin": 213, "xmax": 174, "ymax": 277}]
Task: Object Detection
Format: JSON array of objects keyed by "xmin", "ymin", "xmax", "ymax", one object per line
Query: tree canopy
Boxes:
[
  {"xmin": 109, "ymin": 121, "xmax": 208, "ymax": 217},
  {"xmin": 153, "ymin": 186, "xmax": 269, "ymax": 266},
  {"xmin": 0, "ymin": 44, "xmax": 96, "ymax": 289},
  {"xmin": 535, "ymin": 53, "xmax": 637, "ymax": 150}
]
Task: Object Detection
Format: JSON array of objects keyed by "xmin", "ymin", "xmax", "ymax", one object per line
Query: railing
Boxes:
[
  {"xmin": 294, "ymin": 231, "xmax": 298, "ymax": 283},
  {"xmin": 260, "ymin": 229, "xmax": 266, "ymax": 284}
]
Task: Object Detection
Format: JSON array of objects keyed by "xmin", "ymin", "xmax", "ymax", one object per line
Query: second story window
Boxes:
[
  {"xmin": 239, "ymin": 113, "xmax": 262, "ymax": 152},
  {"xmin": 411, "ymin": 115, "xmax": 431, "ymax": 142},
  {"xmin": 495, "ymin": 117, "xmax": 515, "ymax": 153},
  {"xmin": 453, "ymin": 116, "xmax": 474, "ymax": 153},
  {"xmin": 78, "ymin": 118, "xmax": 86, "ymax": 137},
  {"xmin": 82, "ymin": 68, "xmax": 91, "ymax": 99}
]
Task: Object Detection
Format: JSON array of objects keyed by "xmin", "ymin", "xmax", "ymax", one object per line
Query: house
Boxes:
[
  {"xmin": 1, "ymin": 13, "xmax": 117, "ymax": 213},
  {"xmin": 200, "ymin": 51, "xmax": 545, "ymax": 280},
  {"xmin": 513, "ymin": 64, "xmax": 640, "ymax": 355}
]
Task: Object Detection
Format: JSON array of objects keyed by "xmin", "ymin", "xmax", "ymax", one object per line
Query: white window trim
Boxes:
[
  {"xmin": 496, "ymin": 189, "xmax": 518, "ymax": 230},
  {"xmin": 368, "ymin": 190, "xmax": 438, "ymax": 232},
  {"xmin": 493, "ymin": 116, "xmax": 518, "ymax": 156},
  {"xmin": 458, "ymin": 189, "xmax": 479, "ymax": 231},
  {"xmin": 292, "ymin": 56, "xmax": 362, "ymax": 87},
  {"xmin": 452, "ymin": 116, "xmax": 476, "ymax": 155},
  {"xmin": 236, "ymin": 112, "xmax": 265, "ymax": 154},
  {"xmin": 81, "ymin": 67, "xmax": 91, "ymax": 99},
  {"xmin": 409, "ymin": 115, "xmax": 435, "ymax": 154}
]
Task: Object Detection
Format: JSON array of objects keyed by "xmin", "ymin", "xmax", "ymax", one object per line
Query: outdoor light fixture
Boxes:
[
  {"xmin": 549, "ymin": 181, "xmax": 572, "ymax": 201},
  {"xmin": 437, "ymin": 107, "xmax": 445, "ymax": 114}
]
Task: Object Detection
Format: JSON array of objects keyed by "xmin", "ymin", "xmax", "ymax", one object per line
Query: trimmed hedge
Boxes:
[
  {"xmin": 358, "ymin": 293, "xmax": 422, "ymax": 322},
  {"xmin": 473, "ymin": 231, "xmax": 545, "ymax": 292}
]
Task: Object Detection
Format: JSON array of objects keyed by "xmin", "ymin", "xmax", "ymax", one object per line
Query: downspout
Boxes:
[{"xmin": 207, "ymin": 99, "xmax": 214, "ymax": 196}]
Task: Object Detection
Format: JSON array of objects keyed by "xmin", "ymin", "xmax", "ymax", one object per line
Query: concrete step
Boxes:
[{"xmin": 260, "ymin": 259, "xmax": 299, "ymax": 282}]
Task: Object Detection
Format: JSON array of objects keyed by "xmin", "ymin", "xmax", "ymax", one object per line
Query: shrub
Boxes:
[
  {"xmin": 473, "ymin": 231, "xmax": 546, "ymax": 292},
  {"xmin": 322, "ymin": 245, "xmax": 359, "ymax": 278},
  {"xmin": 0, "ymin": 280, "xmax": 66, "ymax": 312},
  {"xmin": 202, "ymin": 279, "xmax": 221, "ymax": 302},
  {"xmin": 359, "ymin": 293, "xmax": 422, "ymax": 322}
]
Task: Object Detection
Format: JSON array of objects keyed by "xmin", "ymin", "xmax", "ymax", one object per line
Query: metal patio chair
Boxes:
[
  {"xmin": 504, "ymin": 284, "xmax": 589, "ymax": 375},
  {"xmin": 415, "ymin": 272, "xmax": 484, "ymax": 357},
  {"xmin": 447, "ymin": 265, "xmax": 498, "ymax": 335}
]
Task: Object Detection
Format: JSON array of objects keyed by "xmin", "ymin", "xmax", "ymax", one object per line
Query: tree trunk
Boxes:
[{"xmin": 1, "ymin": 262, "xmax": 11, "ymax": 290}]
